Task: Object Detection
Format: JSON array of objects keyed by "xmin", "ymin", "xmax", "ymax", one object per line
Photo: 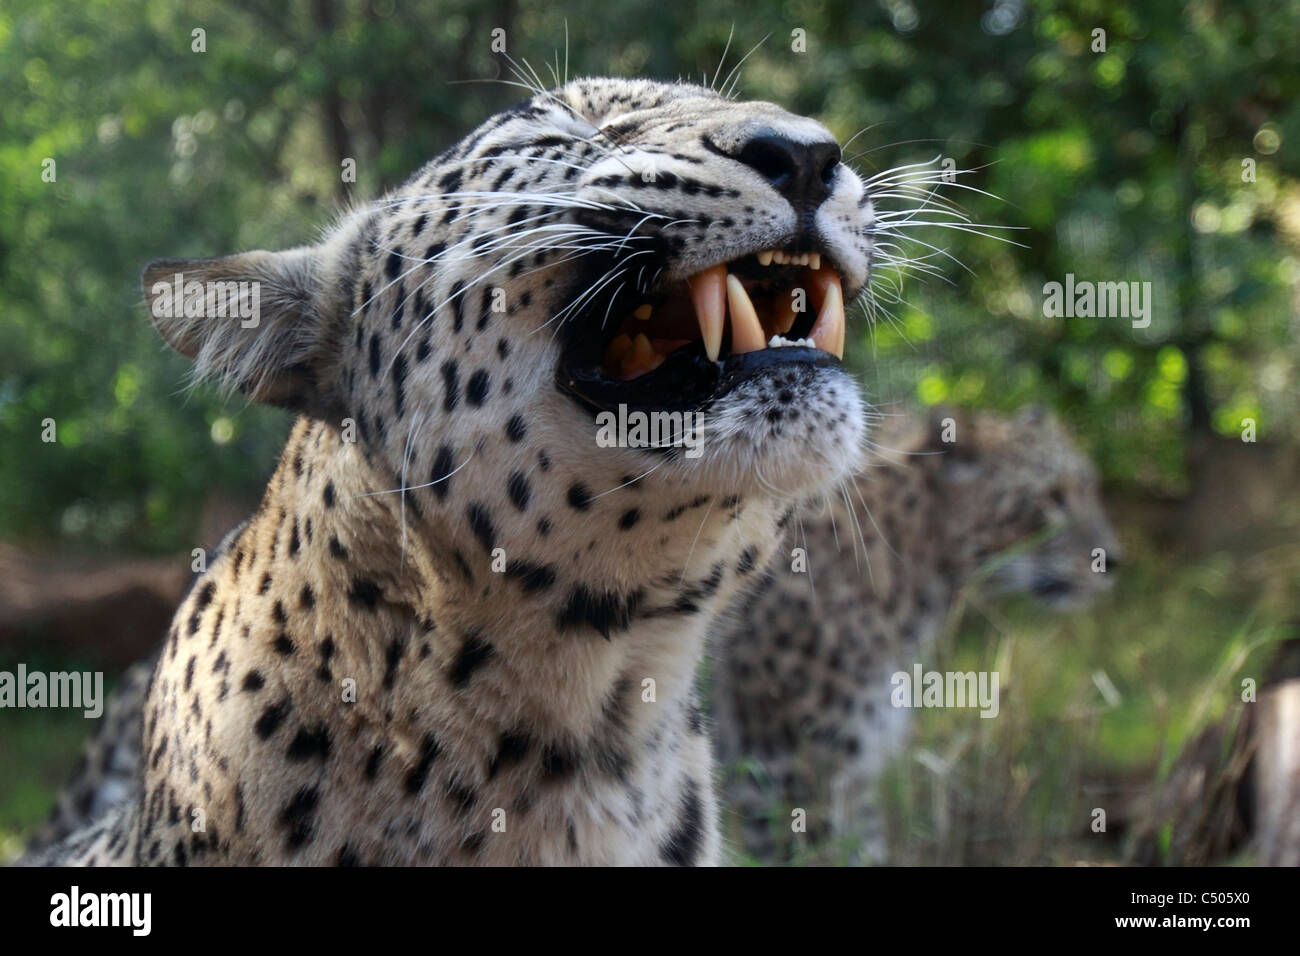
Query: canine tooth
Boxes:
[
  {"xmin": 809, "ymin": 273, "xmax": 845, "ymax": 359},
  {"xmin": 757, "ymin": 250, "xmax": 774, "ymax": 267},
  {"xmin": 632, "ymin": 332, "xmax": 653, "ymax": 361},
  {"xmin": 633, "ymin": 303, "xmax": 653, "ymax": 320},
  {"xmin": 809, "ymin": 253, "xmax": 821, "ymax": 270},
  {"xmin": 773, "ymin": 290, "xmax": 799, "ymax": 334},
  {"xmin": 687, "ymin": 264, "xmax": 727, "ymax": 362},
  {"xmin": 620, "ymin": 333, "xmax": 655, "ymax": 377},
  {"xmin": 606, "ymin": 333, "xmax": 634, "ymax": 365},
  {"xmin": 725, "ymin": 274, "xmax": 767, "ymax": 354}
]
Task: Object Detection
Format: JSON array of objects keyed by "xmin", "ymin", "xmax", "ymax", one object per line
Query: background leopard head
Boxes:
[{"xmin": 929, "ymin": 405, "xmax": 1121, "ymax": 607}]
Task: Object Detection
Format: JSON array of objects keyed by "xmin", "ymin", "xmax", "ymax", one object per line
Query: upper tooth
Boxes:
[
  {"xmin": 633, "ymin": 303, "xmax": 653, "ymax": 320},
  {"xmin": 773, "ymin": 290, "xmax": 799, "ymax": 334},
  {"xmin": 809, "ymin": 272, "xmax": 845, "ymax": 359},
  {"xmin": 687, "ymin": 264, "xmax": 727, "ymax": 362},
  {"xmin": 620, "ymin": 332, "xmax": 655, "ymax": 377},
  {"xmin": 756, "ymin": 250, "xmax": 774, "ymax": 266},
  {"xmin": 725, "ymin": 274, "xmax": 767, "ymax": 354},
  {"xmin": 809, "ymin": 253, "xmax": 821, "ymax": 271},
  {"xmin": 772, "ymin": 250, "xmax": 787, "ymax": 265}
]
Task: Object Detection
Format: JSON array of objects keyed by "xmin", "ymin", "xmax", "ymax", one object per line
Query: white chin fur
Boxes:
[{"xmin": 673, "ymin": 365, "xmax": 867, "ymax": 500}]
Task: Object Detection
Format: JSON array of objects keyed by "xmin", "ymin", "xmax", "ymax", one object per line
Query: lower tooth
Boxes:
[{"xmin": 767, "ymin": 335, "xmax": 815, "ymax": 349}]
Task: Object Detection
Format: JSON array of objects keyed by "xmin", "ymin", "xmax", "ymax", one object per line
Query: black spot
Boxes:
[
  {"xmin": 441, "ymin": 360, "xmax": 460, "ymax": 411},
  {"xmin": 391, "ymin": 353, "xmax": 408, "ymax": 417},
  {"xmin": 504, "ymin": 559, "xmax": 556, "ymax": 593},
  {"xmin": 300, "ymin": 584, "xmax": 315, "ymax": 609},
  {"xmin": 242, "ymin": 670, "xmax": 265, "ymax": 692},
  {"xmin": 281, "ymin": 785, "xmax": 319, "ymax": 850},
  {"xmin": 737, "ymin": 546, "xmax": 758, "ymax": 574},
  {"xmin": 349, "ymin": 576, "xmax": 383, "ymax": 609},
  {"xmin": 368, "ymin": 333, "xmax": 382, "ymax": 379},
  {"xmin": 337, "ymin": 845, "xmax": 361, "ymax": 867},
  {"xmin": 466, "ymin": 369, "xmax": 491, "ymax": 406},
  {"xmin": 567, "ymin": 482, "xmax": 592, "ymax": 511},
  {"xmin": 506, "ymin": 471, "xmax": 531, "ymax": 512},
  {"xmin": 449, "ymin": 632, "xmax": 495, "ymax": 688},
  {"xmin": 287, "ymin": 724, "xmax": 333, "ymax": 762},
  {"xmin": 430, "ymin": 445, "xmax": 455, "ymax": 501},
  {"xmin": 541, "ymin": 745, "xmax": 578, "ymax": 780},
  {"xmin": 488, "ymin": 730, "xmax": 532, "ymax": 779},
  {"xmin": 660, "ymin": 781, "xmax": 704, "ymax": 865},
  {"xmin": 364, "ymin": 744, "xmax": 385, "ymax": 780},
  {"xmin": 618, "ymin": 508, "xmax": 640, "ymax": 530},
  {"xmin": 558, "ymin": 587, "xmax": 641, "ymax": 639},
  {"xmin": 329, "ymin": 535, "xmax": 348, "ymax": 560},
  {"xmin": 405, "ymin": 733, "xmax": 442, "ymax": 795},
  {"xmin": 272, "ymin": 633, "xmax": 295, "ymax": 656},
  {"xmin": 383, "ymin": 638, "xmax": 404, "ymax": 689},
  {"xmin": 505, "ymin": 414, "xmax": 527, "ymax": 442},
  {"xmin": 466, "ymin": 503, "xmax": 496, "ymax": 552},
  {"xmin": 254, "ymin": 697, "xmax": 292, "ymax": 739},
  {"xmin": 450, "ymin": 282, "xmax": 466, "ymax": 332}
]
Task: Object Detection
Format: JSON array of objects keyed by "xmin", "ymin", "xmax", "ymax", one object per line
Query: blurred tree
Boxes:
[{"xmin": 1, "ymin": 0, "xmax": 1296, "ymax": 555}]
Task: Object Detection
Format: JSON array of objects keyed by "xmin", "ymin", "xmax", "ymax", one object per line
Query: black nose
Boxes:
[{"xmin": 734, "ymin": 131, "xmax": 841, "ymax": 212}]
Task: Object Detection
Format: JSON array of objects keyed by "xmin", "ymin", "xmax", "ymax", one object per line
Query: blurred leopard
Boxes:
[{"xmin": 712, "ymin": 406, "xmax": 1119, "ymax": 863}]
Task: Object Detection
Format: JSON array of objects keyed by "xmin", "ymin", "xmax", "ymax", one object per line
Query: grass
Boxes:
[
  {"xmin": 719, "ymin": 528, "xmax": 1296, "ymax": 865},
  {"xmin": 878, "ymin": 539, "xmax": 1292, "ymax": 866},
  {"xmin": 0, "ymin": 705, "xmax": 94, "ymax": 863}
]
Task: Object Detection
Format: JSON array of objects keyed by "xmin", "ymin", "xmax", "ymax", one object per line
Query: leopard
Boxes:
[
  {"xmin": 711, "ymin": 405, "xmax": 1120, "ymax": 864},
  {"xmin": 22, "ymin": 76, "xmax": 879, "ymax": 866}
]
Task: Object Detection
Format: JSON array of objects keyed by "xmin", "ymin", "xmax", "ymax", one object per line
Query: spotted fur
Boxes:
[{"xmin": 25, "ymin": 78, "xmax": 875, "ymax": 866}]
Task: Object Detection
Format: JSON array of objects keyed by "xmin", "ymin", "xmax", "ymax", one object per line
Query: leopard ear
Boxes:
[{"xmin": 142, "ymin": 248, "xmax": 345, "ymax": 419}]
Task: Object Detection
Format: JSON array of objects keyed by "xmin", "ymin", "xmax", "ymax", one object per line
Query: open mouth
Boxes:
[{"xmin": 559, "ymin": 249, "xmax": 848, "ymax": 414}]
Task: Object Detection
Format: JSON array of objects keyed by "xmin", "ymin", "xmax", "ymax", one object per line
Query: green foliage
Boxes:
[{"xmin": 1, "ymin": 0, "xmax": 1297, "ymax": 552}]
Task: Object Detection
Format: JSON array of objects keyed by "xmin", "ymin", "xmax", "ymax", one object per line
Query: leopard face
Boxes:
[{"xmin": 143, "ymin": 79, "xmax": 873, "ymax": 590}]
